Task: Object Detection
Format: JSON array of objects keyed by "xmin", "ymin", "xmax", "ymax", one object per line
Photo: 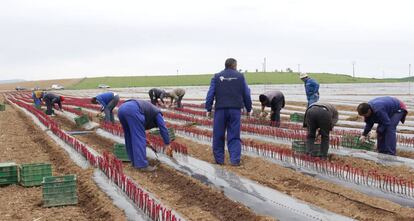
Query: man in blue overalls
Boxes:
[
  {"xmin": 300, "ymin": 73, "xmax": 320, "ymax": 107},
  {"xmin": 118, "ymin": 99, "xmax": 172, "ymax": 171},
  {"xmin": 205, "ymin": 58, "xmax": 252, "ymax": 166},
  {"xmin": 357, "ymin": 96, "xmax": 408, "ymax": 155},
  {"xmin": 91, "ymin": 92, "xmax": 120, "ymax": 123}
]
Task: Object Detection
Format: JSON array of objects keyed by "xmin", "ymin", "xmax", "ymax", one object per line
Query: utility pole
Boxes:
[
  {"xmin": 298, "ymin": 64, "xmax": 301, "ymax": 73},
  {"xmin": 409, "ymin": 64, "xmax": 412, "ymax": 95},
  {"xmin": 176, "ymin": 69, "xmax": 179, "ymax": 86},
  {"xmin": 263, "ymin": 57, "xmax": 267, "ymax": 72},
  {"xmin": 352, "ymin": 61, "xmax": 356, "ymax": 78}
]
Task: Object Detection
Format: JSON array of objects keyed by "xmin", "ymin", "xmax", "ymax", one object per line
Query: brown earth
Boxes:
[
  {"xmin": 0, "ymin": 98, "xmax": 126, "ymax": 220},
  {"xmin": 397, "ymin": 151, "xmax": 414, "ymax": 160},
  {"xmin": 52, "ymin": 113, "xmax": 275, "ymax": 221},
  {"xmin": 174, "ymin": 137, "xmax": 414, "ymax": 221},
  {"xmin": 0, "ymin": 78, "xmax": 82, "ymax": 91}
]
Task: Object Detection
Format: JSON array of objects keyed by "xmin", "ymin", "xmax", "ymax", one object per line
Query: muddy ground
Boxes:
[{"xmin": 0, "ymin": 100, "xmax": 126, "ymax": 220}]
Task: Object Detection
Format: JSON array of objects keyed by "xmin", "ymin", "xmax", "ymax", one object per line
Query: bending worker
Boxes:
[
  {"xmin": 118, "ymin": 99, "xmax": 173, "ymax": 171},
  {"xmin": 357, "ymin": 96, "xmax": 408, "ymax": 155},
  {"xmin": 300, "ymin": 73, "xmax": 320, "ymax": 107},
  {"xmin": 259, "ymin": 90, "xmax": 285, "ymax": 127},
  {"xmin": 163, "ymin": 88, "xmax": 186, "ymax": 108},
  {"xmin": 32, "ymin": 89, "xmax": 44, "ymax": 108},
  {"xmin": 148, "ymin": 88, "xmax": 166, "ymax": 106},
  {"xmin": 43, "ymin": 93, "xmax": 64, "ymax": 115},
  {"xmin": 91, "ymin": 92, "xmax": 120, "ymax": 123},
  {"xmin": 205, "ymin": 58, "xmax": 252, "ymax": 166},
  {"xmin": 303, "ymin": 102, "xmax": 338, "ymax": 159}
]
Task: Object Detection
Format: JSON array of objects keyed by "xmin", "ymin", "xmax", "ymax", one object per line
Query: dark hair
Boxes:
[
  {"xmin": 357, "ymin": 103, "xmax": 370, "ymax": 115},
  {"xmin": 259, "ymin": 94, "xmax": 268, "ymax": 104},
  {"xmin": 91, "ymin": 97, "xmax": 97, "ymax": 104},
  {"xmin": 225, "ymin": 58, "xmax": 237, "ymax": 69}
]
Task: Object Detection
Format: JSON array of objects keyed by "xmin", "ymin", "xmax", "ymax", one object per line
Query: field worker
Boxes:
[
  {"xmin": 32, "ymin": 89, "xmax": 44, "ymax": 107},
  {"xmin": 91, "ymin": 92, "xmax": 120, "ymax": 123},
  {"xmin": 303, "ymin": 102, "xmax": 338, "ymax": 159},
  {"xmin": 259, "ymin": 90, "xmax": 285, "ymax": 127},
  {"xmin": 205, "ymin": 58, "xmax": 252, "ymax": 166},
  {"xmin": 148, "ymin": 88, "xmax": 166, "ymax": 106},
  {"xmin": 357, "ymin": 96, "xmax": 408, "ymax": 155},
  {"xmin": 118, "ymin": 99, "xmax": 173, "ymax": 171},
  {"xmin": 163, "ymin": 88, "xmax": 186, "ymax": 108},
  {"xmin": 43, "ymin": 93, "xmax": 64, "ymax": 115},
  {"xmin": 300, "ymin": 73, "xmax": 320, "ymax": 107}
]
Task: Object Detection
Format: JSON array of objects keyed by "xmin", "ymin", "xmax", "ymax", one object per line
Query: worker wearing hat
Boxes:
[
  {"xmin": 91, "ymin": 92, "xmax": 120, "ymax": 123},
  {"xmin": 357, "ymin": 96, "xmax": 408, "ymax": 155},
  {"xmin": 300, "ymin": 73, "xmax": 320, "ymax": 107},
  {"xmin": 42, "ymin": 93, "xmax": 64, "ymax": 115},
  {"xmin": 259, "ymin": 90, "xmax": 285, "ymax": 127},
  {"xmin": 32, "ymin": 89, "xmax": 44, "ymax": 108}
]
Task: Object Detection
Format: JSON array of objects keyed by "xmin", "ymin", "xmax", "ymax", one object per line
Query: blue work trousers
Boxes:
[
  {"xmin": 307, "ymin": 94, "xmax": 320, "ymax": 107},
  {"xmin": 104, "ymin": 95, "xmax": 119, "ymax": 123},
  {"xmin": 118, "ymin": 101, "xmax": 148, "ymax": 168},
  {"xmin": 377, "ymin": 112, "xmax": 405, "ymax": 155},
  {"xmin": 212, "ymin": 108, "xmax": 242, "ymax": 165}
]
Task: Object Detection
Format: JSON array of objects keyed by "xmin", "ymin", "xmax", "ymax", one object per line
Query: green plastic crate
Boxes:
[
  {"xmin": 42, "ymin": 175, "xmax": 78, "ymax": 207},
  {"xmin": 74, "ymin": 115, "xmax": 89, "ymax": 127},
  {"xmin": 113, "ymin": 143, "xmax": 130, "ymax": 162},
  {"xmin": 74, "ymin": 107, "xmax": 82, "ymax": 111},
  {"xmin": 149, "ymin": 128, "xmax": 176, "ymax": 141},
  {"xmin": 341, "ymin": 135, "xmax": 374, "ymax": 150},
  {"xmin": 20, "ymin": 163, "xmax": 52, "ymax": 187},
  {"xmin": 0, "ymin": 104, "xmax": 5, "ymax": 111},
  {"xmin": 34, "ymin": 104, "xmax": 42, "ymax": 110},
  {"xmin": 290, "ymin": 113, "xmax": 304, "ymax": 122},
  {"xmin": 292, "ymin": 140, "xmax": 322, "ymax": 156},
  {"xmin": 0, "ymin": 162, "xmax": 18, "ymax": 185}
]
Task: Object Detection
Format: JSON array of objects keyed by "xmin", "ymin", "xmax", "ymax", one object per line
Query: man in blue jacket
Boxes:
[
  {"xmin": 91, "ymin": 92, "xmax": 120, "ymax": 123},
  {"xmin": 205, "ymin": 58, "xmax": 252, "ymax": 166},
  {"xmin": 300, "ymin": 73, "xmax": 320, "ymax": 107},
  {"xmin": 357, "ymin": 96, "xmax": 408, "ymax": 155},
  {"xmin": 118, "ymin": 99, "xmax": 173, "ymax": 171}
]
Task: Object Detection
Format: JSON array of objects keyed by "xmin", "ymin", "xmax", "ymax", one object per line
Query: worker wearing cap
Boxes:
[
  {"xmin": 300, "ymin": 73, "xmax": 320, "ymax": 107},
  {"xmin": 42, "ymin": 93, "xmax": 64, "ymax": 115},
  {"xmin": 91, "ymin": 92, "xmax": 120, "ymax": 123},
  {"xmin": 118, "ymin": 99, "xmax": 173, "ymax": 171},
  {"xmin": 303, "ymin": 102, "xmax": 338, "ymax": 159},
  {"xmin": 357, "ymin": 96, "xmax": 408, "ymax": 155},
  {"xmin": 32, "ymin": 89, "xmax": 44, "ymax": 108},
  {"xmin": 148, "ymin": 88, "xmax": 166, "ymax": 106},
  {"xmin": 205, "ymin": 58, "xmax": 252, "ymax": 166},
  {"xmin": 259, "ymin": 90, "xmax": 285, "ymax": 127},
  {"xmin": 163, "ymin": 88, "xmax": 186, "ymax": 108}
]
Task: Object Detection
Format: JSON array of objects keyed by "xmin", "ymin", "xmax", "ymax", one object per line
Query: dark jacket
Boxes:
[
  {"xmin": 303, "ymin": 102, "xmax": 338, "ymax": 130},
  {"xmin": 363, "ymin": 96, "xmax": 407, "ymax": 135},
  {"xmin": 205, "ymin": 68, "xmax": 252, "ymax": 112},
  {"xmin": 260, "ymin": 90, "xmax": 285, "ymax": 109},
  {"xmin": 149, "ymin": 88, "xmax": 166, "ymax": 102},
  {"xmin": 43, "ymin": 93, "xmax": 62, "ymax": 109}
]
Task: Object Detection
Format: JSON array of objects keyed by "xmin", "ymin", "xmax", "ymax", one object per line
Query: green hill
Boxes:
[{"xmin": 70, "ymin": 72, "xmax": 403, "ymax": 89}]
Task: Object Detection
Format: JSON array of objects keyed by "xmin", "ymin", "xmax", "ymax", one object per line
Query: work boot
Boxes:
[{"xmin": 138, "ymin": 166, "xmax": 157, "ymax": 172}]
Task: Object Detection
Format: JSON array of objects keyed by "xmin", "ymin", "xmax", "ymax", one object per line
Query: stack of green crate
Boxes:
[
  {"xmin": 42, "ymin": 175, "xmax": 78, "ymax": 207},
  {"xmin": 74, "ymin": 107, "xmax": 82, "ymax": 111},
  {"xmin": 34, "ymin": 104, "xmax": 42, "ymax": 110},
  {"xmin": 19, "ymin": 163, "xmax": 52, "ymax": 187},
  {"xmin": 290, "ymin": 113, "xmax": 304, "ymax": 122},
  {"xmin": 113, "ymin": 143, "xmax": 130, "ymax": 162},
  {"xmin": 0, "ymin": 163, "xmax": 18, "ymax": 186},
  {"xmin": 292, "ymin": 140, "xmax": 322, "ymax": 156},
  {"xmin": 74, "ymin": 115, "xmax": 89, "ymax": 127},
  {"xmin": 0, "ymin": 103, "xmax": 5, "ymax": 111},
  {"xmin": 342, "ymin": 135, "xmax": 374, "ymax": 150},
  {"xmin": 149, "ymin": 128, "xmax": 176, "ymax": 141}
]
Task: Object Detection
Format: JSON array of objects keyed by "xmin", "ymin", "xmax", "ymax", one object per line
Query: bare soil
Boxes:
[
  {"xmin": 174, "ymin": 137, "xmax": 414, "ymax": 221},
  {"xmin": 53, "ymin": 112, "xmax": 274, "ymax": 221},
  {"xmin": 397, "ymin": 151, "xmax": 414, "ymax": 160},
  {"xmin": 0, "ymin": 101, "xmax": 126, "ymax": 220}
]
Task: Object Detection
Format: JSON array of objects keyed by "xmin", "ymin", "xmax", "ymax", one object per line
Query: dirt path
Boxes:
[
  {"xmin": 53, "ymin": 114, "xmax": 274, "ymax": 221},
  {"xmin": 173, "ymin": 137, "xmax": 414, "ymax": 221},
  {"xmin": 0, "ymin": 100, "xmax": 126, "ymax": 220}
]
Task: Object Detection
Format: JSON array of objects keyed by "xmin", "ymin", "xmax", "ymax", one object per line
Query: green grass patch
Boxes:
[{"xmin": 70, "ymin": 72, "xmax": 403, "ymax": 89}]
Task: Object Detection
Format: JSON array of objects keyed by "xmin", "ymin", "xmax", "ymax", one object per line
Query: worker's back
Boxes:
[{"xmin": 213, "ymin": 69, "xmax": 246, "ymax": 110}]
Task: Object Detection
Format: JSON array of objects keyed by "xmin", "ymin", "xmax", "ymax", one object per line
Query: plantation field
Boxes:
[{"xmin": 69, "ymin": 72, "xmax": 402, "ymax": 89}]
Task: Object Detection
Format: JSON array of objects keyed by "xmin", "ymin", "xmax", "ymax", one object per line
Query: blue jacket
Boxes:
[
  {"xmin": 96, "ymin": 92, "xmax": 115, "ymax": 109},
  {"xmin": 205, "ymin": 68, "xmax": 252, "ymax": 112},
  {"xmin": 304, "ymin": 78, "xmax": 319, "ymax": 100},
  {"xmin": 363, "ymin": 96, "xmax": 403, "ymax": 135}
]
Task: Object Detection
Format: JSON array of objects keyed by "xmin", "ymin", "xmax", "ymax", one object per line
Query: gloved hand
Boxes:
[
  {"xmin": 165, "ymin": 145, "xmax": 173, "ymax": 157},
  {"xmin": 370, "ymin": 132, "xmax": 377, "ymax": 139},
  {"xmin": 259, "ymin": 111, "xmax": 268, "ymax": 118},
  {"xmin": 359, "ymin": 135, "xmax": 367, "ymax": 143},
  {"xmin": 246, "ymin": 111, "xmax": 252, "ymax": 118},
  {"xmin": 206, "ymin": 111, "xmax": 212, "ymax": 118}
]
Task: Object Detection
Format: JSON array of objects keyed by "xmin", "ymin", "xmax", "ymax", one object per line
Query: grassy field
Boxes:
[{"xmin": 69, "ymin": 72, "xmax": 403, "ymax": 89}]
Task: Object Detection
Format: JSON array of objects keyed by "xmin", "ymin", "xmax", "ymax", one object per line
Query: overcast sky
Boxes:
[{"xmin": 1, "ymin": 0, "xmax": 413, "ymax": 81}]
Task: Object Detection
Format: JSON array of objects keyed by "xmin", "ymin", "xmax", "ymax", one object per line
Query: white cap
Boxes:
[{"xmin": 299, "ymin": 72, "xmax": 308, "ymax": 79}]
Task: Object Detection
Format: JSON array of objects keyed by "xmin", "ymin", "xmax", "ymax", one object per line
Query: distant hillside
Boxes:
[
  {"xmin": 70, "ymin": 72, "xmax": 403, "ymax": 89},
  {"xmin": 0, "ymin": 78, "xmax": 82, "ymax": 91},
  {"xmin": 0, "ymin": 79, "xmax": 25, "ymax": 85}
]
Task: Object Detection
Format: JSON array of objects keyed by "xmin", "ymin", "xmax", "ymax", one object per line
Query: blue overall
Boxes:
[
  {"xmin": 96, "ymin": 92, "xmax": 119, "ymax": 123},
  {"xmin": 304, "ymin": 78, "xmax": 320, "ymax": 107},
  {"xmin": 118, "ymin": 100, "xmax": 170, "ymax": 168},
  {"xmin": 205, "ymin": 68, "xmax": 252, "ymax": 165},
  {"xmin": 363, "ymin": 97, "xmax": 407, "ymax": 155},
  {"xmin": 32, "ymin": 92, "xmax": 42, "ymax": 106}
]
